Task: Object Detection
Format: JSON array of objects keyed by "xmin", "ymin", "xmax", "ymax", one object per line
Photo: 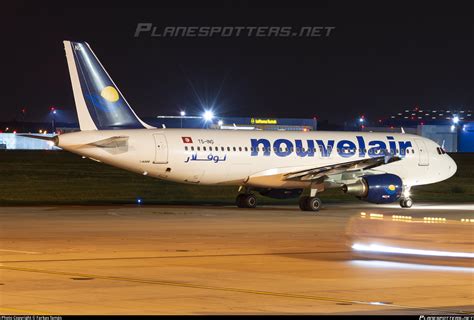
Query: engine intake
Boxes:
[{"xmin": 342, "ymin": 174, "xmax": 403, "ymax": 204}]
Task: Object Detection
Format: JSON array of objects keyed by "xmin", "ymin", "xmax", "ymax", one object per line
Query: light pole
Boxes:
[
  {"xmin": 50, "ymin": 107, "xmax": 57, "ymax": 133},
  {"xmin": 180, "ymin": 110, "xmax": 186, "ymax": 128}
]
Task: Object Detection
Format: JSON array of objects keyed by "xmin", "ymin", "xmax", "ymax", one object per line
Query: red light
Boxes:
[
  {"xmin": 50, "ymin": 106, "xmax": 56, "ymax": 111},
  {"xmin": 361, "ymin": 125, "xmax": 365, "ymax": 129},
  {"xmin": 420, "ymin": 122, "xmax": 424, "ymax": 125},
  {"xmin": 13, "ymin": 130, "xmax": 17, "ymax": 134}
]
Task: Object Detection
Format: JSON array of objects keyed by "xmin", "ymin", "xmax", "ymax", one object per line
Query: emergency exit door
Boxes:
[{"xmin": 153, "ymin": 134, "xmax": 168, "ymax": 164}]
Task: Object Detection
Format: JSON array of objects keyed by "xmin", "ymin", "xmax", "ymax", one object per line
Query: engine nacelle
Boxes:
[
  {"xmin": 257, "ymin": 188, "xmax": 303, "ymax": 199},
  {"xmin": 342, "ymin": 174, "xmax": 403, "ymax": 204}
]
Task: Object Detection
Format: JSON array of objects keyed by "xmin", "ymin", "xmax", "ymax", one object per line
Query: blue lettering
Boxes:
[
  {"xmin": 251, "ymin": 138, "xmax": 271, "ymax": 156},
  {"xmin": 356, "ymin": 136, "xmax": 365, "ymax": 157},
  {"xmin": 274, "ymin": 139, "xmax": 293, "ymax": 157},
  {"xmin": 337, "ymin": 140, "xmax": 356, "ymax": 158},
  {"xmin": 398, "ymin": 141, "xmax": 412, "ymax": 157},
  {"xmin": 387, "ymin": 136, "xmax": 397, "ymax": 155},
  {"xmin": 295, "ymin": 140, "xmax": 315, "ymax": 157},
  {"xmin": 368, "ymin": 140, "xmax": 387, "ymax": 157},
  {"xmin": 316, "ymin": 140, "xmax": 335, "ymax": 157}
]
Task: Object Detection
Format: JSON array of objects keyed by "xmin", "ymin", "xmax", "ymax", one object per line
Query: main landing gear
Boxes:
[
  {"xmin": 299, "ymin": 183, "xmax": 323, "ymax": 212},
  {"xmin": 236, "ymin": 193, "xmax": 257, "ymax": 208},
  {"xmin": 298, "ymin": 196, "xmax": 322, "ymax": 212}
]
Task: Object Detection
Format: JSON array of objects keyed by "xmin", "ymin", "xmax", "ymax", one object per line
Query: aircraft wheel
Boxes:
[
  {"xmin": 400, "ymin": 198, "xmax": 413, "ymax": 208},
  {"xmin": 306, "ymin": 197, "xmax": 322, "ymax": 212},
  {"xmin": 236, "ymin": 194, "xmax": 246, "ymax": 208},
  {"xmin": 236, "ymin": 194, "xmax": 257, "ymax": 208},
  {"xmin": 299, "ymin": 196, "xmax": 309, "ymax": 211}
]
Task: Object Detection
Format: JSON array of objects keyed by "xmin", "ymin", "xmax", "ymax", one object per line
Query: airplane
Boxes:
[{"xmin": 24, "ymin": 41, "xmax": 458, "ymax": 211}]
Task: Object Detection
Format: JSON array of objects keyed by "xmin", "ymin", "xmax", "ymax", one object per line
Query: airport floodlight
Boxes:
[
  {"xmin": 203, "ymin": 110, "xmax": 214, "ymax": 122},
  {"xmin": 180, "ymin": 111, "xmax": 186, "ymax": 116},
  {"xmin": 218, "ymin": 120, "xmax": 223, "ymax": 126},
  {"xmin": 453, "ymin": 116, "xmax": 459, "ymax": 124}
]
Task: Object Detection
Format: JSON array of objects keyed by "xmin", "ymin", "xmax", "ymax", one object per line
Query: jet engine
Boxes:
[
  {"xmin": 342, "ymin": 173, "xmax": 403, "ymax": 204},
  {"xmin": 257, "ymin": 188, "xmax": 303, "ymax": 199}
]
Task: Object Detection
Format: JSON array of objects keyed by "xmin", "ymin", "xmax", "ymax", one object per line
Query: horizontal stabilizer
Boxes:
[{"xmin": 19, "ymin": 134, "xmax": 58, "ymax": 145}]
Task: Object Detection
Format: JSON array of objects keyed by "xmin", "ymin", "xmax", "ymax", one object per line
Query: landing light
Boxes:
[{"xmin": 453, "ymin": 116, "xmax": 459, "ymax": 124}]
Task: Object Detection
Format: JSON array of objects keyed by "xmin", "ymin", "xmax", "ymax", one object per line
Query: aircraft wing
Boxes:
[{"xmin": 283, "ymin": 155, "xmax": 401, "ymax": 181}]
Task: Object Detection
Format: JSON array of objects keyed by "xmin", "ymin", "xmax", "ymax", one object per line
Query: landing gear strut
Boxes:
[
  {"xmin": 236, "ymin": 192, "xmax": 257, "ymax": 208},
  {"xmin": 299, "ymin": 183, "xmax": 322, "ymax": 212},
  {"xmin": 399, "ymin": 186, "xmax": 413, "ymax": 208}
]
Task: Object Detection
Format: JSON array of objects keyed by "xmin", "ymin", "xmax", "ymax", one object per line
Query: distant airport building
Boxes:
[
  {"xmin": 359, "ymin": 107, "xmax": 473, "ymax": 152},
  {"xmin": 0, "ymin": 133, "xmax": 58, "ymax": 150},
  {"xmin": 149, "ymin": 116, "xmax": 317, "ymax": 131}
]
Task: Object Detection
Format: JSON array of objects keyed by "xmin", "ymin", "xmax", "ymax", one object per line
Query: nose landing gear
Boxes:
[
  {"xmin": 400, "ymin": 198, "xmax": 413, "ymax": 208},
  {"xmin": 400, "ymin": 186, "xmax": 413, "ymax": 208}
]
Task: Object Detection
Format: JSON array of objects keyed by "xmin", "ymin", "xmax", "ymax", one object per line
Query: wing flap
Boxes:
[{"xmin": 283, "ymin": 156, "xmax": 401, "ymax": 181}]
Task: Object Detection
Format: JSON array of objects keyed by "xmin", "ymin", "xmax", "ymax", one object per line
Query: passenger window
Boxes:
[
  {"xmin": 185, "ymin": 146, "xmax": 188, "ymax": 151},
  {"xmin": 227, "ymin": 147, "xmax": 230, "ymax": 151},
  {"xmin": 233, "ymin": 147, "xmax": 236, "ymax": 151},
  {"xmin": 197, "ymin": 146, "xmax": 200, "ymax": 151},
  {"xmin": 191, "ymin": 146, "xmax": 194, "ymax": 151},
  {"xmin": 245, "ymin": 147, "xmax": 248, "ymax": 152},
  {"xmin": 239, "ymin": 147, "xmax": 242, "ymax": 152},
  {"xmin": 221, "ymin": 147, "xmax": 224, "ymax": 151},
  {"xmin": 203, "ymin": 147, "xmax": 207, "ymax": 151}
]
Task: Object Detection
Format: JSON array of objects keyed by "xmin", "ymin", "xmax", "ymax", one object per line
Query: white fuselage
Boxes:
[{"xmin": 57, "ymin": 129, "xmax": 457, "ymax": 189}]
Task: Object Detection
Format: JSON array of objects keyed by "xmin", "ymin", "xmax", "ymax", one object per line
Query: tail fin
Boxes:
[{"xmin": 63, "ymin": 41, "xmax": 153, "ymax": 130}]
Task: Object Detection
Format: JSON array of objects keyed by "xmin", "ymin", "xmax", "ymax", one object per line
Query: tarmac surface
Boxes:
[{"xmin": 0, "ymin": 203, "xmax": 473, "ymax": 315}]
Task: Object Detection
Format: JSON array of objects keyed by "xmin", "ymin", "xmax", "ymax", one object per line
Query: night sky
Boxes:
[{"xmin": 4, "ymin": 1, "xmax": 473, "ymax": 124}]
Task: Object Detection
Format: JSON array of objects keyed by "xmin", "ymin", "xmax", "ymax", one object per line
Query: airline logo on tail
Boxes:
[{"xmin": 64, "ymin": 41, "xmax": 153, "ymax": 130}]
